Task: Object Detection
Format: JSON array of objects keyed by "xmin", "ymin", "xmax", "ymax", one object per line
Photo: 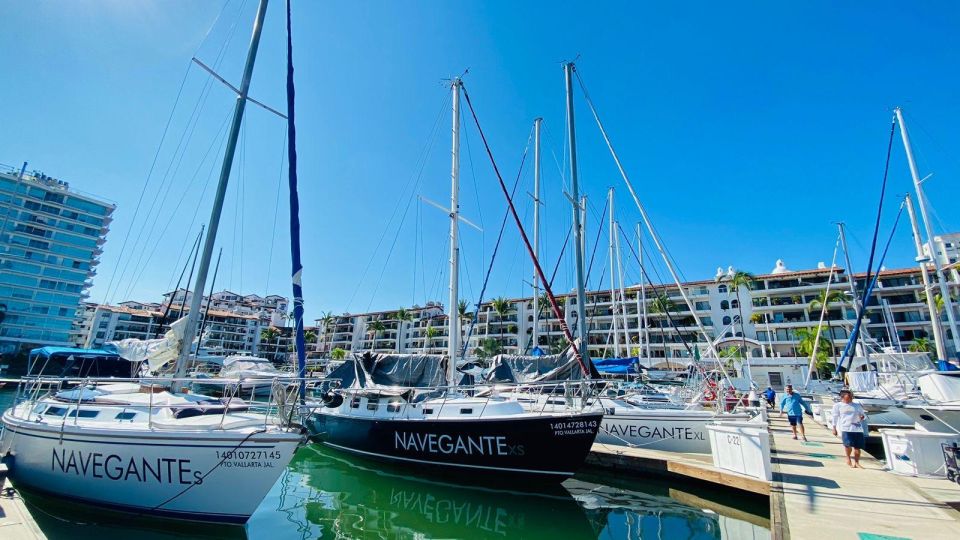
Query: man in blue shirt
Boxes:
[
  {"xmin": 763, "ymin": 387, "xmax": 776, "ymax": 409},
  {"xmin": 779, "ymin": 384, "xmax": 808, "ymax": 441}
]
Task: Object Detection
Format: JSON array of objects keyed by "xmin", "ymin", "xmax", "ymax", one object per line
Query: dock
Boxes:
[
  {"xmin": 0, "ymin": 466, "xmax": 45, "ymax": 540},
  {"xmin": 587, "ymin": 415, "xmax": 960, "ymax": 539}
]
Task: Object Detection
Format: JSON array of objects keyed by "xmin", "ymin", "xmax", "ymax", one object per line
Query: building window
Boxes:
[
  {"xmin": 722, "ymin": 316, "xmax": 732, "ymax": 326},
  {"xmin": 720, "ymin": 300, "xmax": 729, "ymax": 310},
  {"xmin": 717, "ymin": 285, "xmax": 728, "ymax": 294}
]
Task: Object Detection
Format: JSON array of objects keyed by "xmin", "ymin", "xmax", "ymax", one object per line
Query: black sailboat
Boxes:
[{"xmin": 306, "ymin": 78, "xmax": 602, "ymax": 480}]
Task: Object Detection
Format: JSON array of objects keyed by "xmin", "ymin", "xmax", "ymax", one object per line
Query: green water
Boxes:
[{"xmin": 0, "ymin": 388, "xmax": 769, "ymax": 539}]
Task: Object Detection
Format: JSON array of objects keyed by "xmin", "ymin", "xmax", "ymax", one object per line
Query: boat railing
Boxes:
[
  {"xmin": 317, "ymin": 379, "xmax": 605, "ymax": 418},
  {"xmin": 7, "ymin": 375, "xmax": 312, "ymax": 431}
]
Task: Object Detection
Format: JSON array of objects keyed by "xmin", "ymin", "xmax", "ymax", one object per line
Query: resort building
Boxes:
[
  {"xmin": 313, "ymin": 261, "xmax": 960, "ymax": 364},
  {"xmin": 78, "ymin": 289, "xmax": 294, "ymax": 363},
  {"xmin": 0, "ymin": 164, "xmax": 115, "ymax": 354}
]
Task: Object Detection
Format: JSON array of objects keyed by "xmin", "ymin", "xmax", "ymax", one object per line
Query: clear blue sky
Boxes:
[{"xmin": 2, "ymin": 1, "xmax": 958, "ymax": 320}]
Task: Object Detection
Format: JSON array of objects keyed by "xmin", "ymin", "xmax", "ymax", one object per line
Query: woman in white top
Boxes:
[{"xmin": 831, "ymin": 389, "xmax": 867, "ymax": 468}]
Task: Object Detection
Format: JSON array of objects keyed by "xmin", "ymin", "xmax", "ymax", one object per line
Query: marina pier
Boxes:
[{"xmin": 587, "ymin": 414, "xmax": 960, "ymax": 539}]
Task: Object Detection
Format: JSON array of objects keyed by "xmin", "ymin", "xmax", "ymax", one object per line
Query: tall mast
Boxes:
[
  {"xmin": 175, "ymin": 0, "xmax": 270, "ymax": 377},
  {"xmin": 614, "ymin": 218, "xmax": 630, "ymax": 356},
  {"xmin": 637, "ymin": 222, "xmax": 648, "ymax": 358},
  {"xmin": 837, "ymin": 222, "xmax": 871, "ymax": 360},
  {"xmin": 565, "ymin": 62, "xmax": 590, "ymax": 362},
  {"xmin": 905, "ymin": 193, "xmax": 948, "ymax": 360},
  {"xmin": 447, "ymin": 79, "xmax": 462, "ymax": 385},
  {"xmin": 532, "ymin": 117, "xmax": 542, "ymax": 351},
  {"xmin": 608, "ymin": 188, "xmax": 619, "ymax": 356},
  {"xmin": 895, "ymin": 107, "xmax": 960, "ymax": 355}
]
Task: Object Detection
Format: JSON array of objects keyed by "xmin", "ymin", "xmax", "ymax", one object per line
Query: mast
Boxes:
[
  {"xmin": 447, "ymin": 78, "xmax": 462, "ymax": 386},
  {"xmin": 637, "ymin": 222, "xmax": 649, "ymax": 358},
  {"xmin": 905, "ymin": 193, "xmax": 948, "ymax": 360},
  {"xmin": 565, "ymin": 62, "xmax": 590, "ymax": 363},
  {"xmin": 175, "ymin": 0, "xmax": 270, "ymax": 378},
  {"xmin": 285, "ymin": 0, "xmax": 306, "ymax": 396},
  {"xmin": 608, "ymin": 188, "xmax": 619, "ymax": 356},
  {"xmin": 614, "ymin": 219, "xmax": 630, "ymax": 356},
  {"xmin": 837, "ymin": 222, "xmax": 871, "ymax": 360},
  {"xmin": 532, "ymin": 117, "xmax": 542, "ymax": 351},
  {"xmin": 895, "ymin": 107, "xmax": 960, "ymax": 356}
]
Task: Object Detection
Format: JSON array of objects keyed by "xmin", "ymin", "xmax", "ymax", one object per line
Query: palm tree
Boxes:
[
  {"xmin": 367, "ymin": 320, "xmax": 385, "ymax": 351},
  {"xmin": 795, "ymin": 327, "xmax": 833, "ymax": 377},
  {"xmin": 919, "ymin": 291, "xmax": 951, "ymax": 316},
  {"xmin": 808, "ymin": 289, "xmax": 846, "ymax": 361},
  {"xmin": 724, "ymin": 270, "xmax": 755, "ymax": 358},
  {"xmin": 260, "ymin": 326, "xmax": 281, "ymax": 361},
  {"xmin": 718, "ymin": 345, "xmax": 743, "ymax": 369},
  {"xmin": 304, "ymin": 330, "xmax": 317, "ymax": 344},
  {"xmin": 319, "ymin": 311, "xmax": 335, "ymax": 350},
  {"xmin": 330, "ymin": 347, "xmax": 347, "ymax": 360},
  {"xmin": 649, "ymin": 293, "xmax": 675, "ymax": 357},
  {"xmin": 490, "ymin": 297, "xmax": 514, "ymax": 349},
  {"xmin": 474, "ymin": 338, "xmax": 502, "ymax": 363},
  {"xmin": 909, "ymin": 337, "xmax": 935, "ymax": 359},
  {"xmin": 394, "ymin": 308, "xmax": 414, "ymax": 351},
  {"xmin": 426, "ymin": 326, "xmax": 440, "ymax": 352}
]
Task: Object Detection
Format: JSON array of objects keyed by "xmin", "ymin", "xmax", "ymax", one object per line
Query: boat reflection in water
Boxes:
[{"xmin": 251, "ymin": 445, "xmax": 770, "ymax": 540}]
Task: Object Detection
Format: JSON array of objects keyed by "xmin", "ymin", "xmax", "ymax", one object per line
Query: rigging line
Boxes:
[
  {"xmin": 344, "ymin": 92, "xmax": 450, "ymax": 310},
  {"xmin": 548, "ymin": 228, "xmax": 572, "ymax": 287},
  {"xmin": 99, "ymin": 61, "xmax": 194, "ymax": 305},
  {"xmin": 194, "ymin": 0, "xmax": 235, "ymax": 57},
  {"xmin": 109, "ymin": 70, "xmax": 223, "ymax": 303},
  {"xmin": 239, "ymin": 114, "xmax": 247, "ymax": 295},
  {"xmin": 364, "ymin": 182, "xmax": 422, "ymax": 312},
  {"xmin": 860, "ymin": 115, "xmax": 897, "ymax": 299},
  {"xmin": 838, "ymin": 199, "xmax": 907, "ymax": 371},
  {"xmin": 264, "ymin": 130, "xmax": 288, "ymax": 297},
  {"xmin": 413, "ymin": 195, "xmax": 419, "ymax": 305},
  {"xmin": 573, "ymin": 67, "xmax": 717, "ymax": 366},
  {"xmin": 583, "ymin": 197, "xmax": 609, "ymax": 288},
  {"xmin": 460, "ymin": 100, "xmax": 484, "ymax": 230},
  {"xmin": 617, "ymin": 222, "xmax": 695, "ymax": 355},
  {"xmin": 458, "ymin": 124, "xmax": 534, "ymax": 357},
  {"xmin": 119, "ymin": 109, "xmax": 234, "ymax": 301},
  {"xmin": 459, "ymin": 83, "xmax": 591, "ymax": 375}
]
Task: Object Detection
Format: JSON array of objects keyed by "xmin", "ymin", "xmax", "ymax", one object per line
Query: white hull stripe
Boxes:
[{"xmin": 322, "ymin": 442, "xmax": 573, "ymax": 476}]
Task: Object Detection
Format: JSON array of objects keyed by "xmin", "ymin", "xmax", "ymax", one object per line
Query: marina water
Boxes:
[{"xmin": 0, "ymin": 389, "xmax": 769, "ymax": 539}]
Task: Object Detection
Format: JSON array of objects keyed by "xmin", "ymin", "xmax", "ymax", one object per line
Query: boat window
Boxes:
[
  {"xmin": 366, "ymin": 397, "xmax": 380, "ymax": 411},
  {"xmin": 387, "ymin": 403, "xmax": 401, "ymax": 412},
  {"xmin": 115, "ymin": 412, "xmax": 137, "ymax": 421},
  {"xmin": 459, "ymin": 408, "xmax": 473, "ymax": 414},
  {"xmin": 69, "ymin": 409, "xmax": 100, "ymax": 419},
  {"xmin": 423, "ymin": 408, "xmax": 434, "ymax": 414},
  {"xmin": 350, "ymin": 397, "xmax": 361, "ymax": 409},
  {"xmin": 45, "ymin": 406, "xmax": 67, "ymax": 417}
]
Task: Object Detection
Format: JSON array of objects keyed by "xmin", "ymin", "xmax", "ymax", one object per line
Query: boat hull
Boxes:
[
  {"xmin": 0, "ymin": 413, "xmax": 303, "ymax": 523},
  {"xmin": 305, "ymin": 411, "xmax": 602, "ymax": 480},
  {"xmin": 900, "ymin": 405, "xmax": 960, "ymax": 434},
  {"xmin": 595, "ymin": 410, "xmax": 745, "ymax": 453}
]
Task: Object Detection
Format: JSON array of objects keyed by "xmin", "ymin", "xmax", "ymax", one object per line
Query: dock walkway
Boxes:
[
  {"xmin": 769, "ymin": 415, "xmax": 960, "ymax": 540},
  {"xmin": 0, "ymin": 467, "xmax": 45, "ymax": 540}
]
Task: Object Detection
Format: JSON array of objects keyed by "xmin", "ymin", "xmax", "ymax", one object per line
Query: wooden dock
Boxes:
[
  {"xmin": 587, "ymin": 416, "xmax": 960, "ymax": 539},
  {"xmin": 769, "ymin": 415, "xmax": 960, "ymax": 540},
  {"xmin": 0, "ymin": 466, "xmax": 45, "ymax": 540}
]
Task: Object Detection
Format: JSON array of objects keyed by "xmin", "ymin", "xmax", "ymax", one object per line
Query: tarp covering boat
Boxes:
[
  {"xmin": 592, "ymin": 357, "xmax": 643, "ymax": 375},
  {"xmin": 27, "ymin": 346, "xmax": 139, "ymax": 378},
  {"xmin": 483, "ymin": 346, "xmax": 600, "ymax": 383},
  {"xmin": 327, "ymin": 352, "xmax": 447, "ymax": 389}
]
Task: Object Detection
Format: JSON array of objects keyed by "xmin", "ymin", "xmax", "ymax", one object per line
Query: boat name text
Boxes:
[
  {"xmin": 394, "ymin": 432, "xmax": 523, "ymax": 456},
  {"xmin": 51, "ymin": 448, "xmax": 202, "ymax": 484}
]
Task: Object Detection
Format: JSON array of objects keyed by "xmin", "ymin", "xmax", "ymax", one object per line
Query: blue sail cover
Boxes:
[
  {"xmin": 286, "ymin": 0, "xmax": 306, "ymax": 399},
  {"xmin": 592, "ymin": 357, "xmax": 642, "ymax": 375}
]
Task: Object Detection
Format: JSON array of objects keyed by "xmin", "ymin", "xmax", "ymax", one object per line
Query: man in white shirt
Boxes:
[{"xmin": 831, "ymin": 389, "xmax": 867, "ymax": 468}]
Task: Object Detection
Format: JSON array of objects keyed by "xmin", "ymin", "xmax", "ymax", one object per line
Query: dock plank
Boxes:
[
  {"xmin": 0, "ymin": 472, "xmax": 46, "ymax": 540},
  {"xmin": 769, "ymin": 415, "xmax": 960, "ymax": 540}
]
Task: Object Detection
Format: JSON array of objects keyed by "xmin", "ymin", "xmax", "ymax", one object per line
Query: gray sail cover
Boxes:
[
  {"xmin": 484, "ymin": 347, "xmax": 590, "ymax": 383},
  {"xmin": 327, "ymin": 352, "xmax": 447, "ymax": 389}
]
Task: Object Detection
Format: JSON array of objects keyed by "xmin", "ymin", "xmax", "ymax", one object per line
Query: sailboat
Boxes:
[
  {"xmin": 304, "ymin": 78, "xmax": 603, "ymax": 480},
  {"xmin": 0, "ymin": 0, "xmax": 306, "ymax": 523}
]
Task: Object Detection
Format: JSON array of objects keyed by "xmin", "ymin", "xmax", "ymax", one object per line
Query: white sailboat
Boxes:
[{"xmin": 0, "ymin": 0, "xmax": 306, "ymax": 523}]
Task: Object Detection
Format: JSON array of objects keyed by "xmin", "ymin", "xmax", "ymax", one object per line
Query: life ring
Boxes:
[{"xmin": 703, "ymin": 389, "xmax": 717, "ymax": 401}]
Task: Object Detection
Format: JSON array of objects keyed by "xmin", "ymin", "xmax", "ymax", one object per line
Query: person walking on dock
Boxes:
[
  {"xmin": 832, "ymin": 389, "xmax": 867, "ymax": 468},
  {"xmin": 763, "ymin": 386, "xmax": 776, "ymax": 409},
  {"xmin": 779, "ymin": 385, "xmax": 808, "ymax": 441}
]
